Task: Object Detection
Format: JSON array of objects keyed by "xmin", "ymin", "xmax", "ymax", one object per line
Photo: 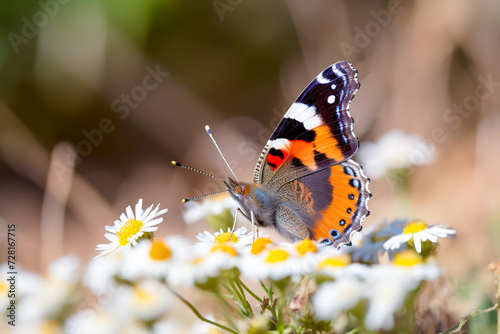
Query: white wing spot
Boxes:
[
  {"xmin": 316, "ymin": 72, "xmax": 330, "ymax": 84},
  {"xmin": 331, "ymin": 83, "xmax": 336, "ymax": 90},
  {"xmin": 267, "ymin": 138, "xmax": 289, "ymax": 150},
  {"xmin": 327, "ymin": 95, "xmax": 336, "ymax": 104},
  {"xmin": 285, "ymin": 103, "xmax": 322, "ymax": 130}
]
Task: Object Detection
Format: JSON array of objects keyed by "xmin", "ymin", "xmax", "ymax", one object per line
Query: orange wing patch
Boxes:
[
  {"xmin": 310, "ymin": 161, "xmax": 370, "ymax": 246},
  {"xmin": 286, "ymin": 125, "xmax": 348, "ymax": 171}
]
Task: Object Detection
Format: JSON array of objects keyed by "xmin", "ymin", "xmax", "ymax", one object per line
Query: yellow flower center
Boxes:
[
  {"xmin": 265, "ymin": 249, "xmax": 290, "ymax": 263},
  {"xmin": 135, "ymin": 287, "xmax": 153, "ymax": 303},
  {"xmin": 214, "ymin": 232, "xmax": 238, "ymax": 244},
  {"xmin": 295, "ymin": 239, "xmax": 317, "ymax": 256},
  {"xmin": 251, "ymin": 237, "xmax": 273, "ymax": 255},
  {"xmin": 403, "ymin": 221, "xmax": 427, "ymax": 235},
  {"xmin": 210, "ymin": 244, "xmax": 238, "ymax": 256},
  {"xmin": 318, "ymin": 256, "xmax": 350, "ymax": 268},
  {"xmin": 117, "ymin": 218, "xmax": 143, "ymax": 246},
  {"xmin": 0, "ymin": 282, "xmax": 7, "ymax": 294},
  {"xmin": 149, "ymin": 241, "xmax": 172, "ymax": 261},
  {"xmin": 393, "ymin": 249, "xmax": 423, "ymax": 266},
  {"xmin": 41, "ymin": 320, "xmax": 60, "ymax": 334}
]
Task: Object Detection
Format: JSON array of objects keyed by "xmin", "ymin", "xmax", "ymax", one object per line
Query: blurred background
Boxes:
[{"xmin": 0, "ymin": 0, "xmax": 499, "ymax": 323}]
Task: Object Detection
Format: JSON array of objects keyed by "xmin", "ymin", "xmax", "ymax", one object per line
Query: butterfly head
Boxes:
[
  {"xmin": 224, "ymin": 177, "xmax": 247, "ymax": 200},
  {"xmin": 224, "ymin": 177, "xmax": 262, "ymax": 220}
]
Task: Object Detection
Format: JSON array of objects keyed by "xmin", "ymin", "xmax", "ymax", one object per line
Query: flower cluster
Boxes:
[
  {"xmin": 357, "ymin": 129, "xmax": 436, "ymax": 180},
  {"xmin": 2, "ymin": 199, "xmax": 458, "ymax": 333}
]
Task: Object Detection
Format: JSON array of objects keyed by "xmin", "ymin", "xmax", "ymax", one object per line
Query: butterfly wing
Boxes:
[
  {"xmin": 276, "ymin": 160, "xmax": 370, "ymax": 247},
  {"xmin": 254, "ymin": 61, "xmax": 360, "ymax": 188}
]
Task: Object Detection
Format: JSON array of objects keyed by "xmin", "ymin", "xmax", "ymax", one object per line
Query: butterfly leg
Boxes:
[
  {"xmin": 250, "ymin": 211, "xmax": 260, "ymax": 242},
  {"xmin": 229, "ymin": 208, "xmax": 243, "ymax": 241}
]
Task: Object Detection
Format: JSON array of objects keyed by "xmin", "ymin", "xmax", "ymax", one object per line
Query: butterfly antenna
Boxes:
[
  {"xmin": 182, "ymin": 189, "xmax": 229, "ymax": 203},
  {"xmin": 171, "ymin": 161, "xmax": 225, "ymax": 182},
  {"xmin": 205, "ymin": 125, "xmax": 239, "ymax": 182}
]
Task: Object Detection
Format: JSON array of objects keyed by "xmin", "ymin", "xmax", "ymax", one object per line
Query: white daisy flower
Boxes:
[
  {"xmin": 312, "ymin": 278, "xmax": 364, "ymax": 321},
  {"xmin": 113, "ymin": 278, "xmax": 174, "ymax": 322},
  {"xmin": 182, "ymin": 193, "xmax": 238, "ymax": 224},
  {"xmin": 95, "ymin": 198, "xmax": 168, "ymax": 257},
  {"xmin": 357, "ymin": 129, "xmax": 436, "ymax": 179},
  {"xmin": 84, "ymin": 252, "xmax": 124, "ymax": 295},
  {"xmin": 66, "ymin": 310, "xmax": 141, "ymax": 334},
  {"xmin": 65, "ymin": 310, "xmax": 121, "ymax": 334},
  {"xmin": 195, "ymin": 227, "xmax": 254, "ymax": 248},
  {"xmin": 167, "ymin": 242, "xmax": 240, "ymax": 287},
  {"xmin": 18, "ymin": 255, "xmax": 81, "ymax": 323},
  {"xmin": 153, "ymin": 320, "xmax": 186, "ymax": 334},
  {"xmin": 239, "ymin": 243, "xmax": 307, "ymax": 282},
  {"xmin": 364, "ymin": 274, "xmax": 407, "ymax": 331},
  {"xmin": 383, "ymin": 221, "xmax": 456, "ymax": 254},
  {"xmin": 120, "ymin": 236, "xmax": 192, "ymax": 281},
  {"xmin": 363, "ymin": 264, "xmax": 441, "ymax": 331},
  {"xmin": 313, "ymin": 250, "xmax": 370, "ymax": 281},
  {"xmin": 14, "ymin": 320, "xmax": 64, "ymax": 334}
]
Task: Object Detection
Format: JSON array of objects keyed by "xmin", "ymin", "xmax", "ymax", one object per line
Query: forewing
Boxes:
[{"xmin": 254, "ymin": 61, "xmax": 360, "ymax": 188}]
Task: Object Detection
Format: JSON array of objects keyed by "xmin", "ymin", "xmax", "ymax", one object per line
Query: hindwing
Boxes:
[{"xmin": 275, "ymin": 160, "xmax": 371, "ymax": 247}]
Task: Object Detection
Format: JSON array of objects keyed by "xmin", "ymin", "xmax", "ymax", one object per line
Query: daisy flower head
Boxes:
[
  {"xmin": 95, "ymin": 199, "xmax": 168, "ymax": 258},
  {"xmin": 363, "ymin": 263, "xmax": 441, "ymax": 331},
  {"xmin": 357, "ymin": 129, "xmax": 436, "ymax": 179},
  {"xmin": 182, "ymin": 192, "xmax": 238, "ymax": 224},
  {"xmin": 313, "ymin": 249, "xmax": 370, "ymax": 284},
  {"xmin": 312, "ymin": 278, "xmax": 364, "ymax": 321},
  {"xmin": 112, "ymin": 278, "xmax": 174, "ymax": 322},
  {"xmin": 19, "ymin": 255, "xmax": 81, "ymax": 323},
  {"xmin": 84, "ymin": 252, "xmax": 124, "ymax": 295},
  {"xmin": 383, "ymin": 220, "xmax": 456, "ymax": 255},
  {"xmin": 120, "ymin": 235, "xmax": 192, "ymax": 281},
  {"xmin": 167, "ymin": 241, "xmax": 240, "ymax": 288},
  {"xmin": 250, "ymin": 237, "xmax": 274, "ymax": 255},
  {"xmin": 313, "ymin": 246, "xmax": 351, "ymax": 275},
  {"xmin": 239, "ymin": 243, "xmax": 307, "ymax": 282},
  {"xmin": 195, "ymin": 227, "xmax": 254, "ymax": 249}
]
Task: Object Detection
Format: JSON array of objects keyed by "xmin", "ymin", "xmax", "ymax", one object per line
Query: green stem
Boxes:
[
  {"xmin": 215, "ymin": 293, "xmax": 239, "ymax": 330},
  {"xmin": 234, "ymin": 278, "xmax": 254, "ymax": 317},
  {"xmin": 232, "ymin": 279, "xmax": 254, "ymax": 317},
  {"xmin": 233, "ymin": 278, "xmax": 246, "ymax": 300},
  {"xmin": 168, "ymin": 287, "xmax": 239, "ymax": 334},
  {"xmin": 275, "ymin": 284, "xmax": 287, "ymax": 334},
  {"xmin": 215, "ymin": 292, "xmax": 240, "ymax": 317},
  {"xmin": 237, "ymin": 278, "xmax": 262, "ymax": 303},
  {"xmin": 228, "ymin": 280, "xmax": 245, "ymax": 306}
]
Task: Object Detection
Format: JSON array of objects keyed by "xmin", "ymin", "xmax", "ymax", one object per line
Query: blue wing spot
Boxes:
[
  {"xmin": 320, "ymin": 238, "xmax": 333, "ymax": 246},
  {"xmin": 330, "ymin": 229, "xmax": 342, "ymax": 240},
  {"xmin": 349, "ymin": 179, "xmax": 361, "ymax": 189},
  {"xmin": 339, "ymin": 219, "xmax": 346, "ymax": 226}
]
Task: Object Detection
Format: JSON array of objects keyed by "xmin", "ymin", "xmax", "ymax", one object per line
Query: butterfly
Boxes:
[{"xmin": 177, "ymin": 61, "xmax": 371, "ymax": 247}]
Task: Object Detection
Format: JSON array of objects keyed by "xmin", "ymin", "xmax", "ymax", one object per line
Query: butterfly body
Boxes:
[{"xmin": 225, "ymin": 61, "xmax": 371, "ymax": 247}]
